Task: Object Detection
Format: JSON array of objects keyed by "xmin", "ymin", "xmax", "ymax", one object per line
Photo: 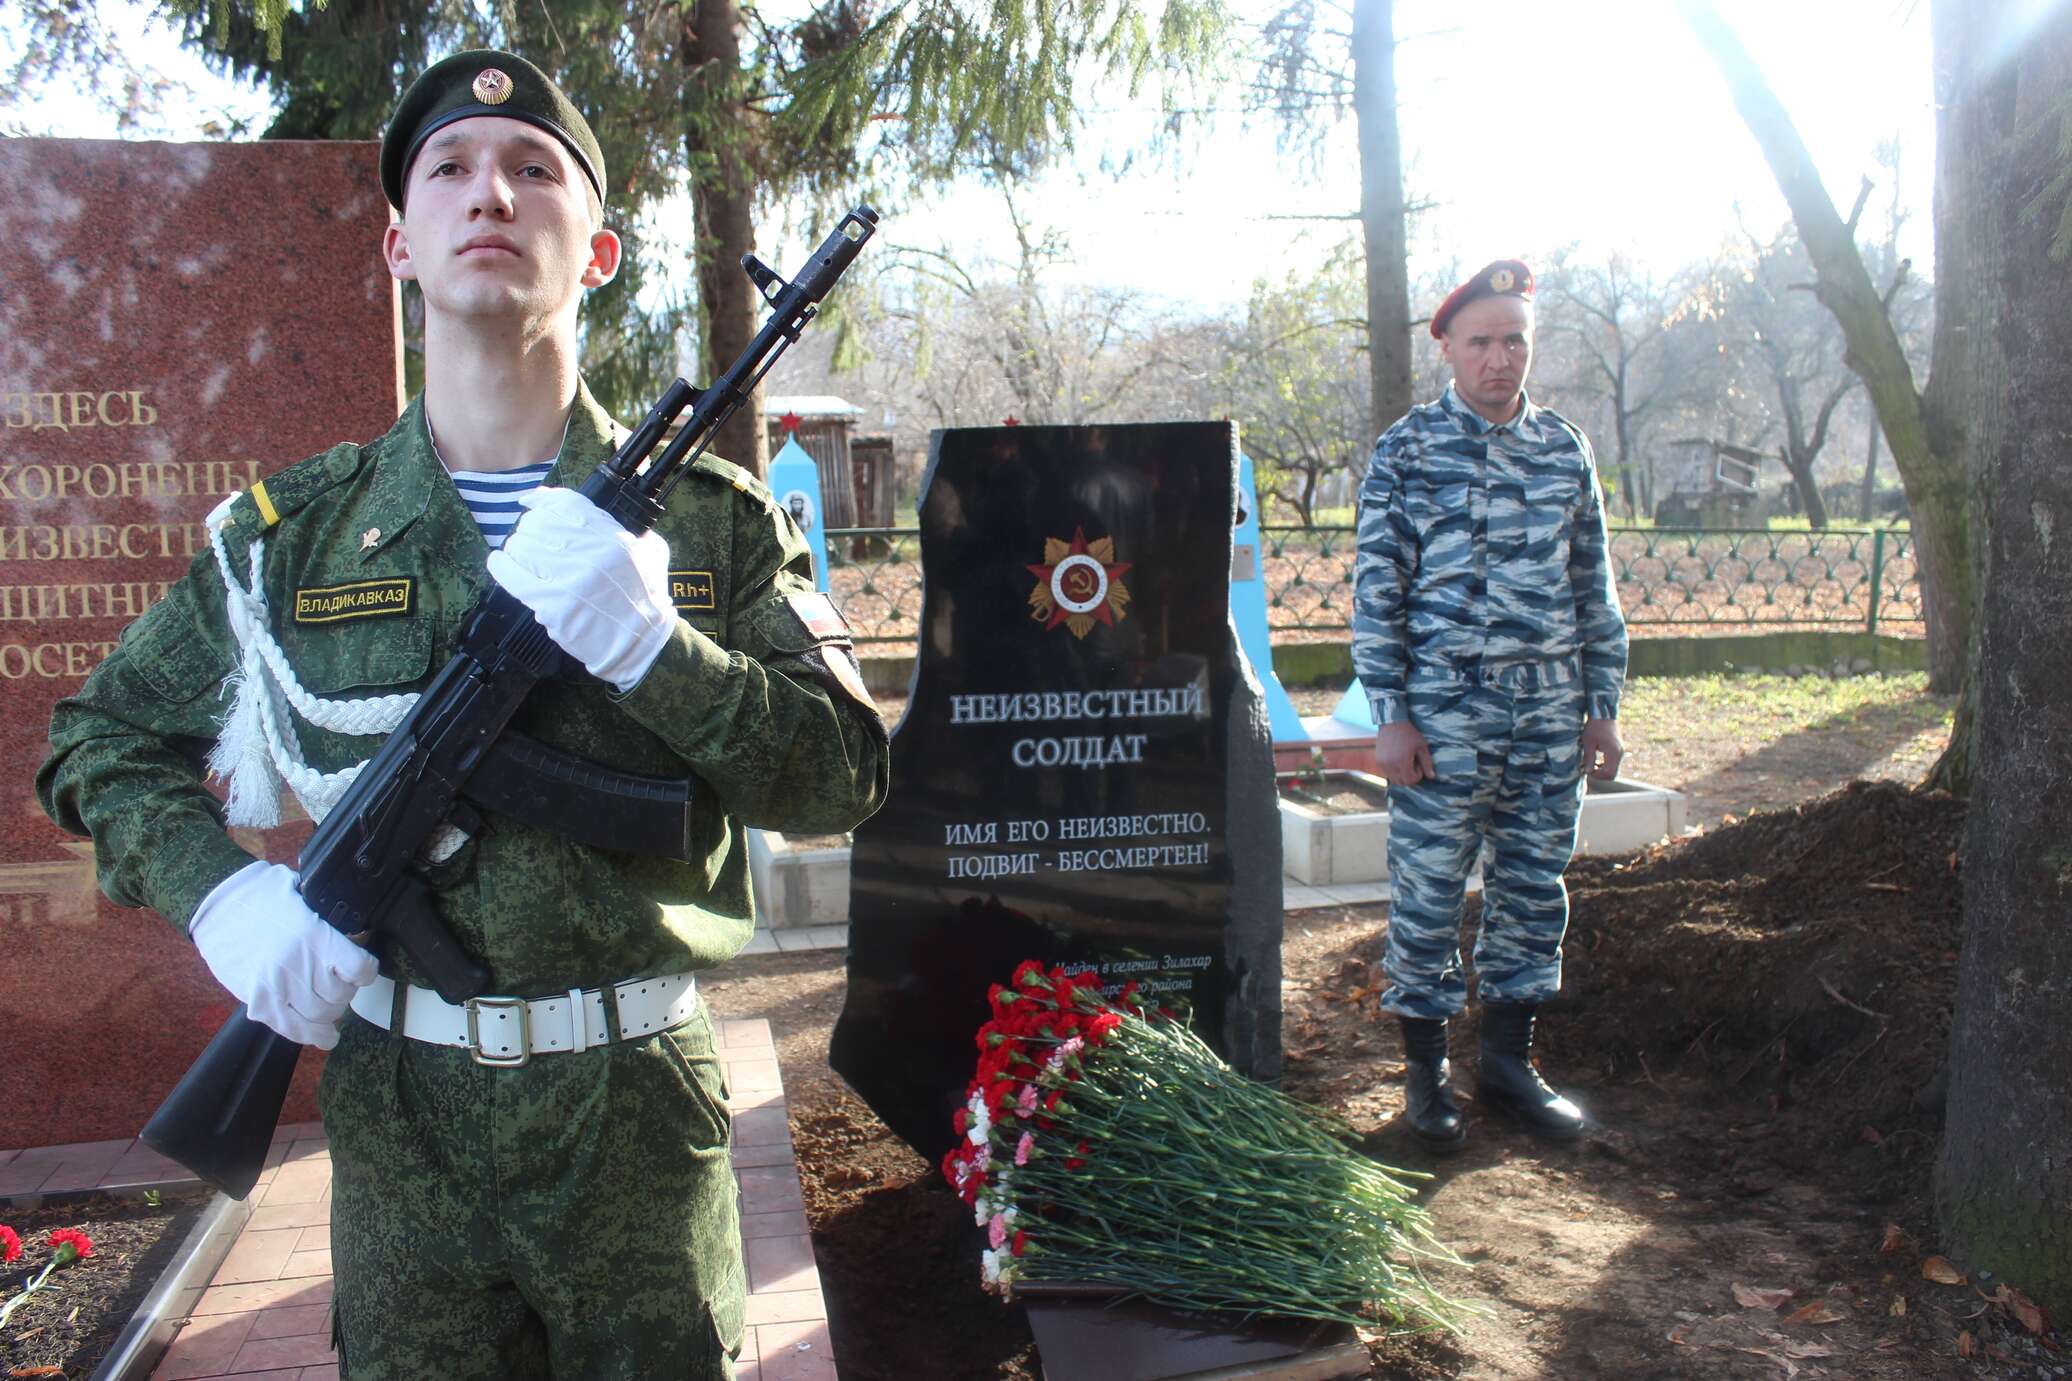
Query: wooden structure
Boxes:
[
  {"xmin": 766, "ymin": 395, "xmax": 862, "ymax": 529},
  {"xmin": 1654, "ymin": 437, "xmax": 1764, "ymax": 528}
]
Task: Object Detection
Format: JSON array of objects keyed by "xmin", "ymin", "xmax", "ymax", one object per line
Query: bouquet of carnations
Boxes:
[{"xmin": 941, "ymin": 960, "xmax": 1465, "ymax": 1331}]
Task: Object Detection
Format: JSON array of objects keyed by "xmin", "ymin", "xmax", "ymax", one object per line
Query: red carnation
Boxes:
[
  {"xmin": 1012, "ymin": 960, "xmax": 1049, "ymax": 991},
  {"xmin": 0, "ymin": 1225, "xmax": 18, "ymax": 1265},
  {"xmin": 47, "ymin": 1227, "xmax": 93, "ymax": 1262},
  {"xmin": 1086, "ymin": 1012, "xmax": 1123, "ymax": 1044},
  {"xmin": 1065, "ymin": 1139, "xmax": 1090, "ymax": 1171},
  {"xmin": 1012, "ymin": 1229, "xmax": 1028, "ymax": 1257},
  {"xmin": 954, "ymin": 1107, "xmax": 969, "ymax": 1136}
]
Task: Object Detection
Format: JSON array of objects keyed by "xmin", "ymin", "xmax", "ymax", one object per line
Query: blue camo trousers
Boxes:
[{"xmin": 1381, "ymin": 658, "xmax": 1586, "ymax": 1020}]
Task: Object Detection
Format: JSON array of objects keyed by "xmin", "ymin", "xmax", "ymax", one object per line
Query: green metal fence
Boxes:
[{"xmin": 822, "ymin": 525, "xmax": 1925, "ymax": 646}]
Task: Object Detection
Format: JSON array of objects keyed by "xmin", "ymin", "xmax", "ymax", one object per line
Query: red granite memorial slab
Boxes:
[{"xmin": 0, "ymin": 139, "xmax": 401, "ymax": 1149}]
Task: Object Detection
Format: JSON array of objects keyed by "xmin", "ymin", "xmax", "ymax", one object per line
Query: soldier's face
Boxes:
[
  {"xmin": 383, "ymin": 117, "xmax": 619, "ymax": 329},
  {"xmin": 1440, "ymin": 296, "xmax": 1534, "ymax": 424}
]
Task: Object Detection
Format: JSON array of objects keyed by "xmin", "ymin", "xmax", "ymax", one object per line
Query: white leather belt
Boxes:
[{"xmin": 350, "ymin": 971, "xmax": 699, "ymax": 1068}]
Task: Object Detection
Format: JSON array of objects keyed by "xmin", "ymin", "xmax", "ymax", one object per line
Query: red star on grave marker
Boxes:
[
  {"xmin": 778, "ymin": 410, "xmax": 803, "ymax": 434},
  {"xmin": 1002, "ymin": 415, "xmax": 1022, "ymax": 427}
]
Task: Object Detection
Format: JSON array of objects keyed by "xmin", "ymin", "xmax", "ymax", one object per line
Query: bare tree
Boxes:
[
  {"xmin": 1677, "ymin": 0, "xmax": 1991, "ymax": 790},
  {"xmin": 1725, "ymin": 230, "xmax": 1865, "ymax": 528},
  {"xmin": 775, "ymin": 182, "xmax": 1225, "ymax": 478},
  {"xmin": 1540, "ymin": 252, "xmax": 1692, "ymax": 519},
  {"xmin": 1219, "ymin": 246, "xmax": 1369, "ymax": 525}
]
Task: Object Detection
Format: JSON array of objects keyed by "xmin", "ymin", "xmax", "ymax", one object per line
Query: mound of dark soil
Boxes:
[
  {"xmin": 791, "ymin": 1100, "xmax": 1039, "ymax": 1381},
  {"xmin": 1548, "ymin": 780, "xmax": 1965, "ymax": 1198}
]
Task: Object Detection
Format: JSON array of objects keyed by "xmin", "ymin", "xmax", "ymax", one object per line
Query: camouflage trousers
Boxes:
[
  {"xmin": 1380, "ymin": 657, "xmax": 1587, "ymax": 1020},
  {"xmin": 318, "ymin": 997, "xmax": 745, "ymax": 1379}
]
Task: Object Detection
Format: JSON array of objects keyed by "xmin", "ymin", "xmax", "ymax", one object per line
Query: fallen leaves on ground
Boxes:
[
  {"xmin": 1783, "ymin": 1299, "xmax": 1845, "ymax": 1326},
  {"xmin": 1994, "ymin": 1283, "xmax": 2048, "ymax": 1336},
  {"xmin": 1920, "ymin": 1256, "xmax": 1967, "ymax": 1285},
  {"xmin": 1733, "ymin": 1282, "xmax": 1794, "ymax": 1310}
]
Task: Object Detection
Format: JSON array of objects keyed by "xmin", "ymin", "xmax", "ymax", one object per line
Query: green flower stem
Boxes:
[
  {"xmin": 0, "ymin": 1250, "xmax": 74, "ymax": 1333},
  {"xmin": 976, "ymin": 1000, "xmax": 1479, "ymax": 1333}
]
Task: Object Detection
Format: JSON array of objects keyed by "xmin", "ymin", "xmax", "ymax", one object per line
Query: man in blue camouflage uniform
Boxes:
[
  {"xmin": 1352, "ymin": 259, "xmax": 1628, "ymax": 1151},
  {"xmin": 38, "ymin": 51, "xmax": 887, "ymax": 1378}
]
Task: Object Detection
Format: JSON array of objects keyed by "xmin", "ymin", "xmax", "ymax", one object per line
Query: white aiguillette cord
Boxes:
[{"xmin": 203, "ymin": 492, "xmax": 465, "ymax": 861}]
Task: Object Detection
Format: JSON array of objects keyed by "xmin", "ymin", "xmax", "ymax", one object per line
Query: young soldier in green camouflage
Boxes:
[
  {"xmin": 37, "ymin": 50, "xmax": 888, "ymax": 1379},
  {"xmin": 1352, "ymin": 259, "xmax": 1629, "ymax": 1153}
]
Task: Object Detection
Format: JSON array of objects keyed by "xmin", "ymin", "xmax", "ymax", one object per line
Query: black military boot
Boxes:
[
  {"xmin": 1397, "ymin": 1017, "xmax": 1467, "ymax": 1153},
  {"xmin": 1476, "ymin": 1003, "xmax": 1585, "ymax": 1141}
]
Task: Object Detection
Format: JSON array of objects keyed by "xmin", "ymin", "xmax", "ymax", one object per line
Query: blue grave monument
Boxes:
[
  {"xmin": 767, "ymin": 433, "xmax": 832, "ymax": 593},
  {"xmin": 1231, "ymin": 453, "xmax": 1307, "ymax": 742}
]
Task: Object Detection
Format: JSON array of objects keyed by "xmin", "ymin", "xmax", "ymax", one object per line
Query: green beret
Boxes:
[{"xmin": 381, "ymin": 49, "xmax": 605, "ymax": 212}]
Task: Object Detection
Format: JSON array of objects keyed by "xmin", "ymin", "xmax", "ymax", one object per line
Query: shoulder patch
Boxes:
[
  {"xmin": 228, "ymin": 443, "xmax": 365, "ymax": 535},
  {"xmin": 780, "ymin": 592, "xmax": 875, "ymax": 712},
  {"xmin": 785, "ymin": 591, "xmax": 851, "ymax": 641}
]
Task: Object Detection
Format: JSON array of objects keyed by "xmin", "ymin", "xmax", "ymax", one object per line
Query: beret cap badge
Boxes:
[
  {"xmin": 1430, "ymin": 258, "xmax": 1535, "ymax": 338},
  {"xmin": 472, "ymin": 68, "xmax": 514, "ymax": 104}
]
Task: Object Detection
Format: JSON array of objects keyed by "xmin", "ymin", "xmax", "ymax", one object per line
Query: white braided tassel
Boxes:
[
  {"xmin": 203, "ymin": 496, "xmax": 426, "ymax": 832},
  {"xmin": 208, "ymin": 664, "xmax": 284, "ymax": 827}
]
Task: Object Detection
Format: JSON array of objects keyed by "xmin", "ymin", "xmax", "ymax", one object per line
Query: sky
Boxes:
[{"xmin": 0, "ymin": 0, "xmax": 1938, "ymax": 313}]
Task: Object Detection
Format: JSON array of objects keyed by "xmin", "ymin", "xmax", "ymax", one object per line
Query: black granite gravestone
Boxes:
[{"xmin": 830, "ymin": 422, "xmax": 1282, "ymax": 1162}]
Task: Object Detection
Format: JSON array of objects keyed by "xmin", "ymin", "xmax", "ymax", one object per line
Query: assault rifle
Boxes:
[{"xmin": 142, "ymin": 206, "xmax": 879, "ymax": 1199}]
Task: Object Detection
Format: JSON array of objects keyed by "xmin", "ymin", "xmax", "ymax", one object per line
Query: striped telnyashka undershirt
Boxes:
[{"xmin": 450, "ymin": 461, "xmax": 555, "ymax": 550}]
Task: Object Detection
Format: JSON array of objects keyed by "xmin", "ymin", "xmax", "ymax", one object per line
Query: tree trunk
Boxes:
[
  {"xmin": 1352, "ymin": 0, "xmax": 1411, "ymax": 438},
  {"xmin": 1859, "ymin": 421, "xmax": 1881, "ymax": 521},
  {"xmin": 684, "ymin": 0, "xmax": 768, "ymax": 477},
  {"xmin": 1612, "ymin": 373, "xmax": 1638, "ymax": 518},
  {"xmin": 1936, "ymin": 1, "xmax": 2072, "ymax": 1318},
  {"xmin": 1677, "ymin": 0, "xmax": 1972, "ymax": 693},
  {"xmin": 1782, "ymin": 451, "xmax": 1828, "ymax": 529},
  {"xmin": 1919, "ymin": 0, "xmax": 2013, "ymax": 791}
]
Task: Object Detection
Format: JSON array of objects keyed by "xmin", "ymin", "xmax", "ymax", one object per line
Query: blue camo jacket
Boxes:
[{"xmin": 1351, "ymin": 384, "xmax": 1628, "ymax": 727}]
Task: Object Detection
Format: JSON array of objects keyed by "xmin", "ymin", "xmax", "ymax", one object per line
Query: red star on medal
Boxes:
[{"xmin": 1026, "ymin": 527, "xmax": 1133, "ymax": 637}]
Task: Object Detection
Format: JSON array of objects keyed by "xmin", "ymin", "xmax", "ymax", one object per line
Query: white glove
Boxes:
[
  {"xmin": 486, "ymin": 487, "xmax": 677, "ymax": 692},
  {"xmin": 189, "ymin": 860, "xmax": 378, "ymax": 1049}
]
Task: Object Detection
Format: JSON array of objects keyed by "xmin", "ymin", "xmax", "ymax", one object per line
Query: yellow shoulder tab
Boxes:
[
  {"xmin": 690, "ymin": 454, "xmax": 777, "ymax": 508},
  {"xmin": 248, "ymin": 480, "xmax": 281, "ymax": 528}
]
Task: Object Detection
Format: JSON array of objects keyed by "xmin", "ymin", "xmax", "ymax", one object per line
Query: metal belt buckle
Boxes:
[{"xmin": 465, "ymin": 995, "xmax": 531, "ymax": 1068}]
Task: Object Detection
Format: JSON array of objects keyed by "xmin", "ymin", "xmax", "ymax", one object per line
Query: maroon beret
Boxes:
[{"xmin": 1430, "ymin": 259, "xmax": 1535, "ymax": 338}]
